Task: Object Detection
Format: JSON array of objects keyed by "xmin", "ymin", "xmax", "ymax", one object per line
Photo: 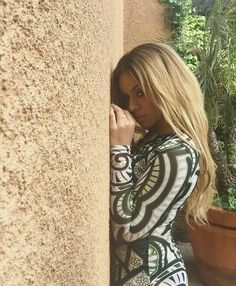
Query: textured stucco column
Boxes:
[
  {"xmin": 0, "ymin": 1, "xmax": 123, "ymax": 285},
  {"xmin": 123, "ymin": 0, "xmax": 171, "ymax": 52}
]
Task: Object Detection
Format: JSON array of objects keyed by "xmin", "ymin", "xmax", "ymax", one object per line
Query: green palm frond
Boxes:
[{"xmin": 196, "ymin": 0, "xmax": 236, "ymax": 129}]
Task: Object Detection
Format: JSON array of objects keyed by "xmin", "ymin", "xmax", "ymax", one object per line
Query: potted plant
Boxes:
[
  {"xmin": 188, "ymin": 191, "xmax": 236, "ymax": 286},
  {"xmin": 184, "ymin": 1, "xmax": 236, "ymax": 285},
  {"xmin": 161, "ymin": 0, "xmax": 236, "ymax": 285}
]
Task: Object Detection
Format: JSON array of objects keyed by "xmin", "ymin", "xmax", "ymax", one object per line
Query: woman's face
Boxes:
[{"xmin": 119, "ymin": 71, "xmax": 170, "ymax": 133}]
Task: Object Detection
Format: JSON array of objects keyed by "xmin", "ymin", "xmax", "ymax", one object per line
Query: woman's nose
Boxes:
[{"xmin": 129, "ymin": 96, "xmax": 139, "ymax": 113}]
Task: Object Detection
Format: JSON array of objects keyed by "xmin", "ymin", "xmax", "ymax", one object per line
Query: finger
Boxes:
[
  {"xmin": 111, "ymin": 104, "xmax": 127, "ymax": 114},
  {"xmin": 112, "ymin": 105, "xmax": 127, "ymax": 124},
  {"xmin": 124, "ymin": 110, "xmax": 136, "ymax": 123},
  {"xmin": 109, "ymin": 106, "xmax": 117, "ymax": 128},
  {"xmin": 111, "ymin": 104, "xmax": 120, "ymax": 110}
]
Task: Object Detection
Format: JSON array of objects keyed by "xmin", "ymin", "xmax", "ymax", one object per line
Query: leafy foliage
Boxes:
[
  {"xmin": 174, "ymin": 13, "xmax": 205, "ymax": 70},
  {"xmin": 228, "ymin": 144, "xmax": 236, "ymax": 172},
  {"xmin": 160, "ymin": 0, "xmax": 206, "ymax": 70},
  {"xmin": 162, "ymin": 0, "xmax": 236, "ymax": 210},
  {"xmin": 162, "ymin": 0, "xmax": 236, "ymax": 128},
  {"xmin": 160, "ymin": 0, "xmax": 192, "ymax": 39},
  {"xmin": 213, "ymin": 187, "xmax": 236, "ymax": 211},
  {"xmin": 196, "ymin": 0, "xmax": 236, "ymax": 130}
]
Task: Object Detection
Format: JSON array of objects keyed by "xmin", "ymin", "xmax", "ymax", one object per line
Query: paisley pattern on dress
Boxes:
[{"xmin": 110, "ymin": 134, "xmax": 200, "ymax": 286}]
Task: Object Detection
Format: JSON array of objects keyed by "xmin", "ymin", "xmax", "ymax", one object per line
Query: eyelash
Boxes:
[{"xmin": 121, "ymin": 89, "xmax": 144, "ymax": 104}]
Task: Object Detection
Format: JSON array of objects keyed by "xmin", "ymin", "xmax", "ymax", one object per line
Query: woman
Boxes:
[{"xmin": 109, "ymin": 42, "xmax": 215, "ymax": 286}]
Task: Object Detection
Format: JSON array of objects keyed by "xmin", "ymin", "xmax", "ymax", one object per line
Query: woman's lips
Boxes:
[{"xmin": 136, "ymin": 115, "xmax": 146, "ymax": 122}]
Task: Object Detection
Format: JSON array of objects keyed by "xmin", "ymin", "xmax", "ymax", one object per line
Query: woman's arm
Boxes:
[{"xmin": 110, "ymin": 141, "xmax": 200, "ymax": 243}]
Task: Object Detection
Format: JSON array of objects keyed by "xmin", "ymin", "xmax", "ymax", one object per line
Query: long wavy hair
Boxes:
[{"xmin": 111, "ymin": 41, "xmax": 216, "ymax": 223}]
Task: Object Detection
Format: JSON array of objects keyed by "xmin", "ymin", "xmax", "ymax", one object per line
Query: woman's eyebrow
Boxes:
[
  {"xmin": 120, "ymin": 84, "xmax": 139, "ymax": 96},
  {"xmin": 120, "ymin": 92, "xmax": 129, "ymax": 97},
  {"xmin": 130, "ymin": 84, "xmax": 139, "ymax": 92}
]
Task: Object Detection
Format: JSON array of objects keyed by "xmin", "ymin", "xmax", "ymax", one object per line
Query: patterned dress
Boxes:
[{"xmin": 110, "ymin": 133, "xmax": 200, "ymax": 286}]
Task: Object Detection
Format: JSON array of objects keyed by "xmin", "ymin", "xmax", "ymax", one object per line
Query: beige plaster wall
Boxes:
[
  {"xmin": 123, "ymin": 0, "xmax": 171, "ymax": 52},
  {"xmin": 0, "ymin": 1, "xmax": 123, "ymax": 285},
  {"xmin": 111, "ymin": 1, "xmax": 124, "ymax": 67}
]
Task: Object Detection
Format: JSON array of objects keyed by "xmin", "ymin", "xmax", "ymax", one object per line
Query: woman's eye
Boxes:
[
  {"xmin": 120, "ymin": 95, "xmax": 129, "ymax": 108},
  {"xmin": 123, "ymin": 95, "xmax": 129, "ymax": 102},
  {"xmin": 136, "ymin": 90, "xmax": 144, "ymax": 97}
]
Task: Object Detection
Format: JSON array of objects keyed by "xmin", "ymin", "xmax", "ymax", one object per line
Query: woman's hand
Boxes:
[{"xmin": 109, "ymin": 104, "xmax": 136, "ymax": 145}]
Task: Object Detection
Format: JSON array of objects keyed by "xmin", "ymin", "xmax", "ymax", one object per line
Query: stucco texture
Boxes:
[
  {"xmin": 123, "ymin": 0, "xmax": 171, "ymax": 52},
  {"xmin": 0, "ymin": 0, "xmax": 123, "ymax": 285}
]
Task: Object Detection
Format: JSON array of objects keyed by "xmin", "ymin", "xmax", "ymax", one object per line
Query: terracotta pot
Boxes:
[{"xmin": 188, "ymin": 207, "xmax": 236, "ymax": 286}]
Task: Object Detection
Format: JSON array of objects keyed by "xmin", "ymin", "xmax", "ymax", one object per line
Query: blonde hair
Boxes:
[{"xmin": 112, "ymin": 41, "xmax": 216, "ymax": 223}]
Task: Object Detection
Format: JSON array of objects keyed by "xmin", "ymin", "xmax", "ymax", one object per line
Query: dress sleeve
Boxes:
[{"xmin": 110, "ymin": 142, "xmax": 200, "ymax": 243}]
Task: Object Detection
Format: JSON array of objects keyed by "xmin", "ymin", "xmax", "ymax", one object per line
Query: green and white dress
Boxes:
[{"xmin": 110, "ymin": 133, "xmax": 200, "ymax": 286}]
